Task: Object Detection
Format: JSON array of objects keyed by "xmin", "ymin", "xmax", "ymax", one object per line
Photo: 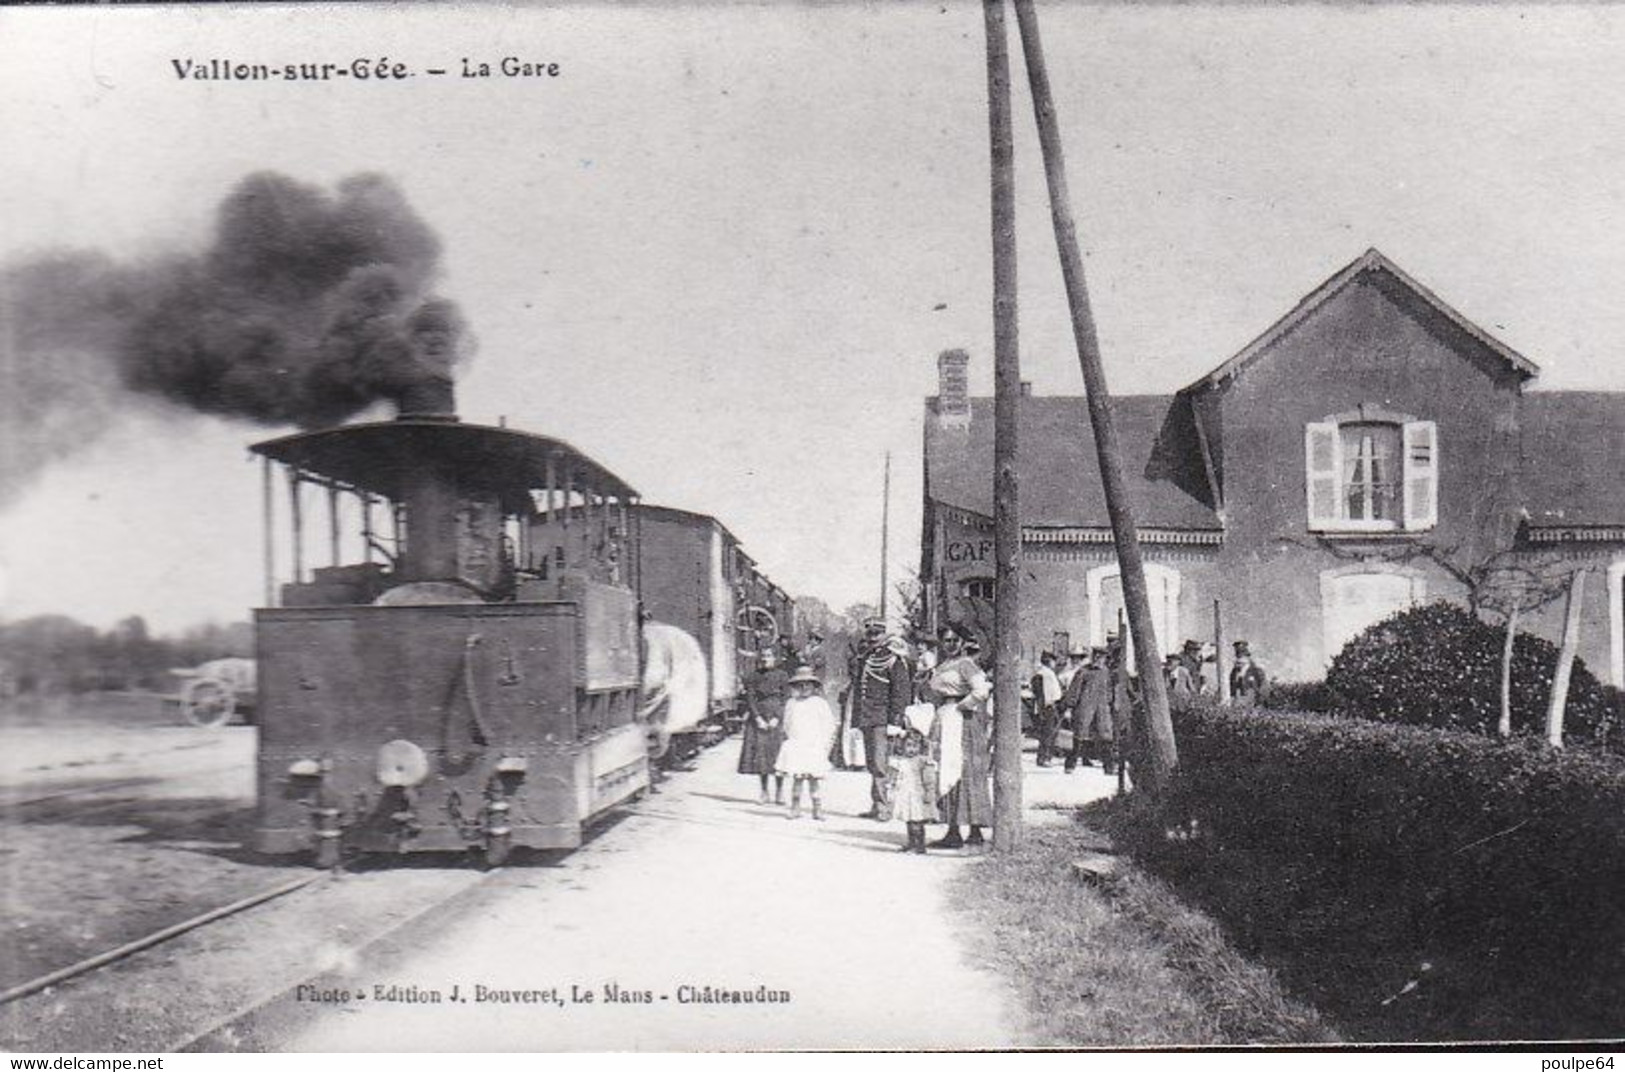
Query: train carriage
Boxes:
[
  {"xmin": 632, "ymin": 505, "xmax": 797, "ymax": 736},
  {"xmin": 250, "ymin": 393, "xmax": 648, "ymax": 866}
]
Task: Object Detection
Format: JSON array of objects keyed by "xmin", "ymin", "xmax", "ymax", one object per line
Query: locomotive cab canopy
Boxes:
[{"xmin": 250, "ymin": 417, "xmax": 641, "ymax": 608}]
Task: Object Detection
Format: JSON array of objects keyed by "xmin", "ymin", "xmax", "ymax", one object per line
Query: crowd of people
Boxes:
[
  {"xmin": 735, "ymin": 619, "xmax": 1268, "ymax": 854},
  {"xmin": 736, "ymin": 618, "xmax": 998, "ymax": 852}
]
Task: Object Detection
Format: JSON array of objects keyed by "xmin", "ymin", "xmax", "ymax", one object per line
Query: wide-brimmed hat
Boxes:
[
  {"xmin": 787, "ymin": 666, "xmax": 822, "ymax": 686},
  {"xmin": 886, "ymin": 636, "xmax": 911, "ymax": 657}
]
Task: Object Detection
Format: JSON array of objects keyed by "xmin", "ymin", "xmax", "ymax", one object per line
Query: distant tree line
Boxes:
[{"xmin": 0, "ymin": 615, "xmax": 253, "ymax": 696}]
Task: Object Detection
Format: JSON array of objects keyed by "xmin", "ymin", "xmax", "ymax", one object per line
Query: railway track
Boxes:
[
  {"xmin": 0, "ymin": 870, "xmax": 334, "ymax": 1008},
  {"xmin": 0, "ymin": 764, "xmax": 243, "ymax": 822}
]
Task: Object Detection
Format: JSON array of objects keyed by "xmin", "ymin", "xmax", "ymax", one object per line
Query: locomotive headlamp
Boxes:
[{"xmin": 376, "ymin": 739, "xmax": 430, "ymax": 788}]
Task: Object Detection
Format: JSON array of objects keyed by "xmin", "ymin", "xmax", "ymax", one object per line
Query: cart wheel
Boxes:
[
  {"xmin": 314, "ymin": 836, "xmax": 341, "ymax": 870},
  {"xmin": 180, "ymin": 678, "xmax": 236, "ymax": 728}
]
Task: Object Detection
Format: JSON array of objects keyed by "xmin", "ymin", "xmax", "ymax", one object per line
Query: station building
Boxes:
[{"xmin": 920, "ymin": 249, "xmax": 1625, "ymax": 685}]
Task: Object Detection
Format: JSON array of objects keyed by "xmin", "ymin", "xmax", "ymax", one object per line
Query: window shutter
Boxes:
[
  {"xmin": 1403, "ymin": 421, "xmax": 1438, "ymax": 530},
  {"xmin": 1305, "ymin": 422, "xmax": 1342, "ymax": 530}
]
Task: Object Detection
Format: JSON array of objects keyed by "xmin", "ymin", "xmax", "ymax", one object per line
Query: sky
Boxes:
[{"xmin": 3, "ymin": 1, "xmax": 1625, "ymax": 633}]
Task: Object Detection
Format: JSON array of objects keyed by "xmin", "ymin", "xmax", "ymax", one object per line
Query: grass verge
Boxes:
[{"xmin": 946, "ymin": 818, "xmax": 1337, "ymax": 1047}]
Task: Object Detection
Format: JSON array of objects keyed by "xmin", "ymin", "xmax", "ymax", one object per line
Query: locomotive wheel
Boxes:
[{"xmin": 180, "ymin": 679, "xmax": 236, "ymax": 728}]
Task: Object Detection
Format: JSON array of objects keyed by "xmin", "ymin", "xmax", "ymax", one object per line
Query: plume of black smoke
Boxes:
[{"xmin": 0, "ymin": 171, "xmax": 472, "ymax": 507}]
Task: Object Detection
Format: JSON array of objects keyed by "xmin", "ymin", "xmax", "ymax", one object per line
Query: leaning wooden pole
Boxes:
[
  {"xmin": 986, "ymin": 0, "xmax": 1024, "ymax": 850},
  {"xmin": 1012, "ymin": 0, "xmax": 1177, "ymax": 795}
]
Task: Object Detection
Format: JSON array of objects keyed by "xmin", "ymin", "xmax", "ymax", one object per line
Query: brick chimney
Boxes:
[{"xmin": 936, "ymin": 348, "xmax": 970, "ymax": 429}]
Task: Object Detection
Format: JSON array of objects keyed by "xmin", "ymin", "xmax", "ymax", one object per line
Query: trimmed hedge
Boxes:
[
  {"xmin": 1325, "ymin": 601, "xmax": 1618, "ymax": 747},
  {"xmin": 1159, "ymin": 703, "xmax": 1625, "ymax": 1040}
]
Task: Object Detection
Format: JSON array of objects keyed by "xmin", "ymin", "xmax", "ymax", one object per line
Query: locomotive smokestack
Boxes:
[
  {"xmin": 395, "ymin": 376, "xmax": 457, "ymax": 421},
  {"xmin": 393, "ymin": 297, "xmax": 463, "ymax": 420}
]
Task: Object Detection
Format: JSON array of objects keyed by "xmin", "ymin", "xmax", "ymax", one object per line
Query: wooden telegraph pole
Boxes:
[
  {"xmin": 879, "ymin": 450, "xmax": 892, "ymax": 622},
  {"xmin": 1011, "ymin": 0, "xmax": 1178, "ymax": 795},
  {"xmin": 986, "ymin": 0, "xmax": 1024, "ymax": 850}
]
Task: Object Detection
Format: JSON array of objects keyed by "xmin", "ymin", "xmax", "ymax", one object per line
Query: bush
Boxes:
[
  {"xmin": 1153, "ymin": 704, "xmax": 1625, "ymax": 1040},
  {"xmin": 1258, "ymin": 680, "xmax": 1342, "ymax": 714},
  {"xmin": 1325, "ymin": 601, "xmax": 1617, "ymax": 747}
]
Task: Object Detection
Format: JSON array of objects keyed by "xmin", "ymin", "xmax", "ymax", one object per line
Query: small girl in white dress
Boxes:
[{"xmin": 775, "ymin": 666, "xmax": 838, "ymax": 820}]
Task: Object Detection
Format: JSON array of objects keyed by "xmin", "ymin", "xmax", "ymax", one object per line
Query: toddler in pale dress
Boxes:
[
  {"xmin": 776, "ymin": 666, "xmax": 838, "ymax": 820},
  {"xmin": 889, "ymin": 723, "xmax": 939, "ymax": 853}
]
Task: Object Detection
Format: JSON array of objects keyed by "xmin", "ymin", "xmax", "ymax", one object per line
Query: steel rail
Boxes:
[
  {"xmin": 1, "ymin": 764, "xmax": 241, "ymax": 811},
  {"xmin": 0, "ymin": 872, "xmax": 330, "ymax": 1007}
]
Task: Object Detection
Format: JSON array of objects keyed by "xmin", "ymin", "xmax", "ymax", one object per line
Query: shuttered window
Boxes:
[
  {"xmin": 1306, "ymin": 415, "xmax": 1438, "ymax": 532},
  {"xmin": 1305, "ymin": 422, "xmax": 1342, "ymax": 530},
  {"xmin": 1402, "ymin": 421, "xmax": 1438, "ymax": 530}
]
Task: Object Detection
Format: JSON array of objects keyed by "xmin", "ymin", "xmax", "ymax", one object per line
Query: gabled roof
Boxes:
[
  {"xmin": 1182, "ymin": 248, "xmax": 1540, "ymax": 395},
  {"xmin": 925, "ymin": 396, "xmax": 1221, "ymax": 531},
  {"xmin": 1519, "ymin": 392, "xmax": 1625, "ymax": 529}
]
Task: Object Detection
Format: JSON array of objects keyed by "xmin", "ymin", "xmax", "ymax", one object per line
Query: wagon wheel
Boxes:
[
  {"xmin": 735, "ymin": 605, "xmax": 780, "ymax": 661},
  {"xmin": 180, "ymin": 678, "xmax": 236, "ymax": 728}
]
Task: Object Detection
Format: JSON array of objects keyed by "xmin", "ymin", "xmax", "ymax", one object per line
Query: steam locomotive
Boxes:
[
  {"xmin": 248, "ymin": 382, "xmax": 797, "ymax": 866},
  {"xmin": 250, "ymin": 382, "xmax": 650, "ymax": 866}
]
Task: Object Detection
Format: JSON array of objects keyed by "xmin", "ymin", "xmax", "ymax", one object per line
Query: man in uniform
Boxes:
[{"xmin": 848, "ymin": 617, "xmax": 912, "ymax": 818}]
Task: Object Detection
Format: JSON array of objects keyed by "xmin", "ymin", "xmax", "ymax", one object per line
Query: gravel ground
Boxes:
[
  {"xmin": 197, "ymin": 744, "xmax": 1117, "ymax": 1051},
  {"xmin": 3, "ymin": 692, "xmax": 1118, "ymax": 1052},
  {"xmin": 0, "ymin": 697, "xmax": 491, "ymax": 1051}
]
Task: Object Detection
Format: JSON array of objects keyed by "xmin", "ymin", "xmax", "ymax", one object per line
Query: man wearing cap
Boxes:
[
  {"xmin": 1062, "ymin": 646, "xmax": 1110, "ymax": 773},
  {"xmin": 1230, "ymin": 641, "xmax": 1267, "ymax": 706},
  {"xmin": 848, "ymin": 617, "xmax": 912, "ymax": 818},
  {"xmin": 1031, "ymin": 651, "xmax": 1064, "ymax": 767}
]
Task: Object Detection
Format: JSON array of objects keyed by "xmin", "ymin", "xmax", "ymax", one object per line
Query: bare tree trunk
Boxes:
[
  {"xmin": 1214, "ymin": 598, "xmax": 1229, "ymax": 703},
  {"xmin": 1499, "ymin": 603, "xmax": 1519, "ymax": 738},
  {"xmin": 1011, "ymin": 0, "xmax": 1177, "ymax": 795},
  {"xmin": 985, "ymin": 0, "xmax": 1024, "ymax": 851},
  {"xmin": 1547, "ymin": 569, "xmax": 1587, "ymax": 748}
]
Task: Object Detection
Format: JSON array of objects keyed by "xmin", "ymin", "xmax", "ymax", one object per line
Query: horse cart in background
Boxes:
[{"xmin": 167, "ymin": 657, "xmax": 257, "ymax": 728}]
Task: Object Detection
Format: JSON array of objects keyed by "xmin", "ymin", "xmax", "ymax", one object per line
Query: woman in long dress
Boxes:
[
  {"xmin": 776, "ymin": 666, "xmax": 838, "ymax": 820},
  {"xmin": 926, "ymin": 628, "xmax": 993, "ymax": 850},
  {"xmin": 738, "ymin": 653, "xmax": 788, "ymax": 803}
]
